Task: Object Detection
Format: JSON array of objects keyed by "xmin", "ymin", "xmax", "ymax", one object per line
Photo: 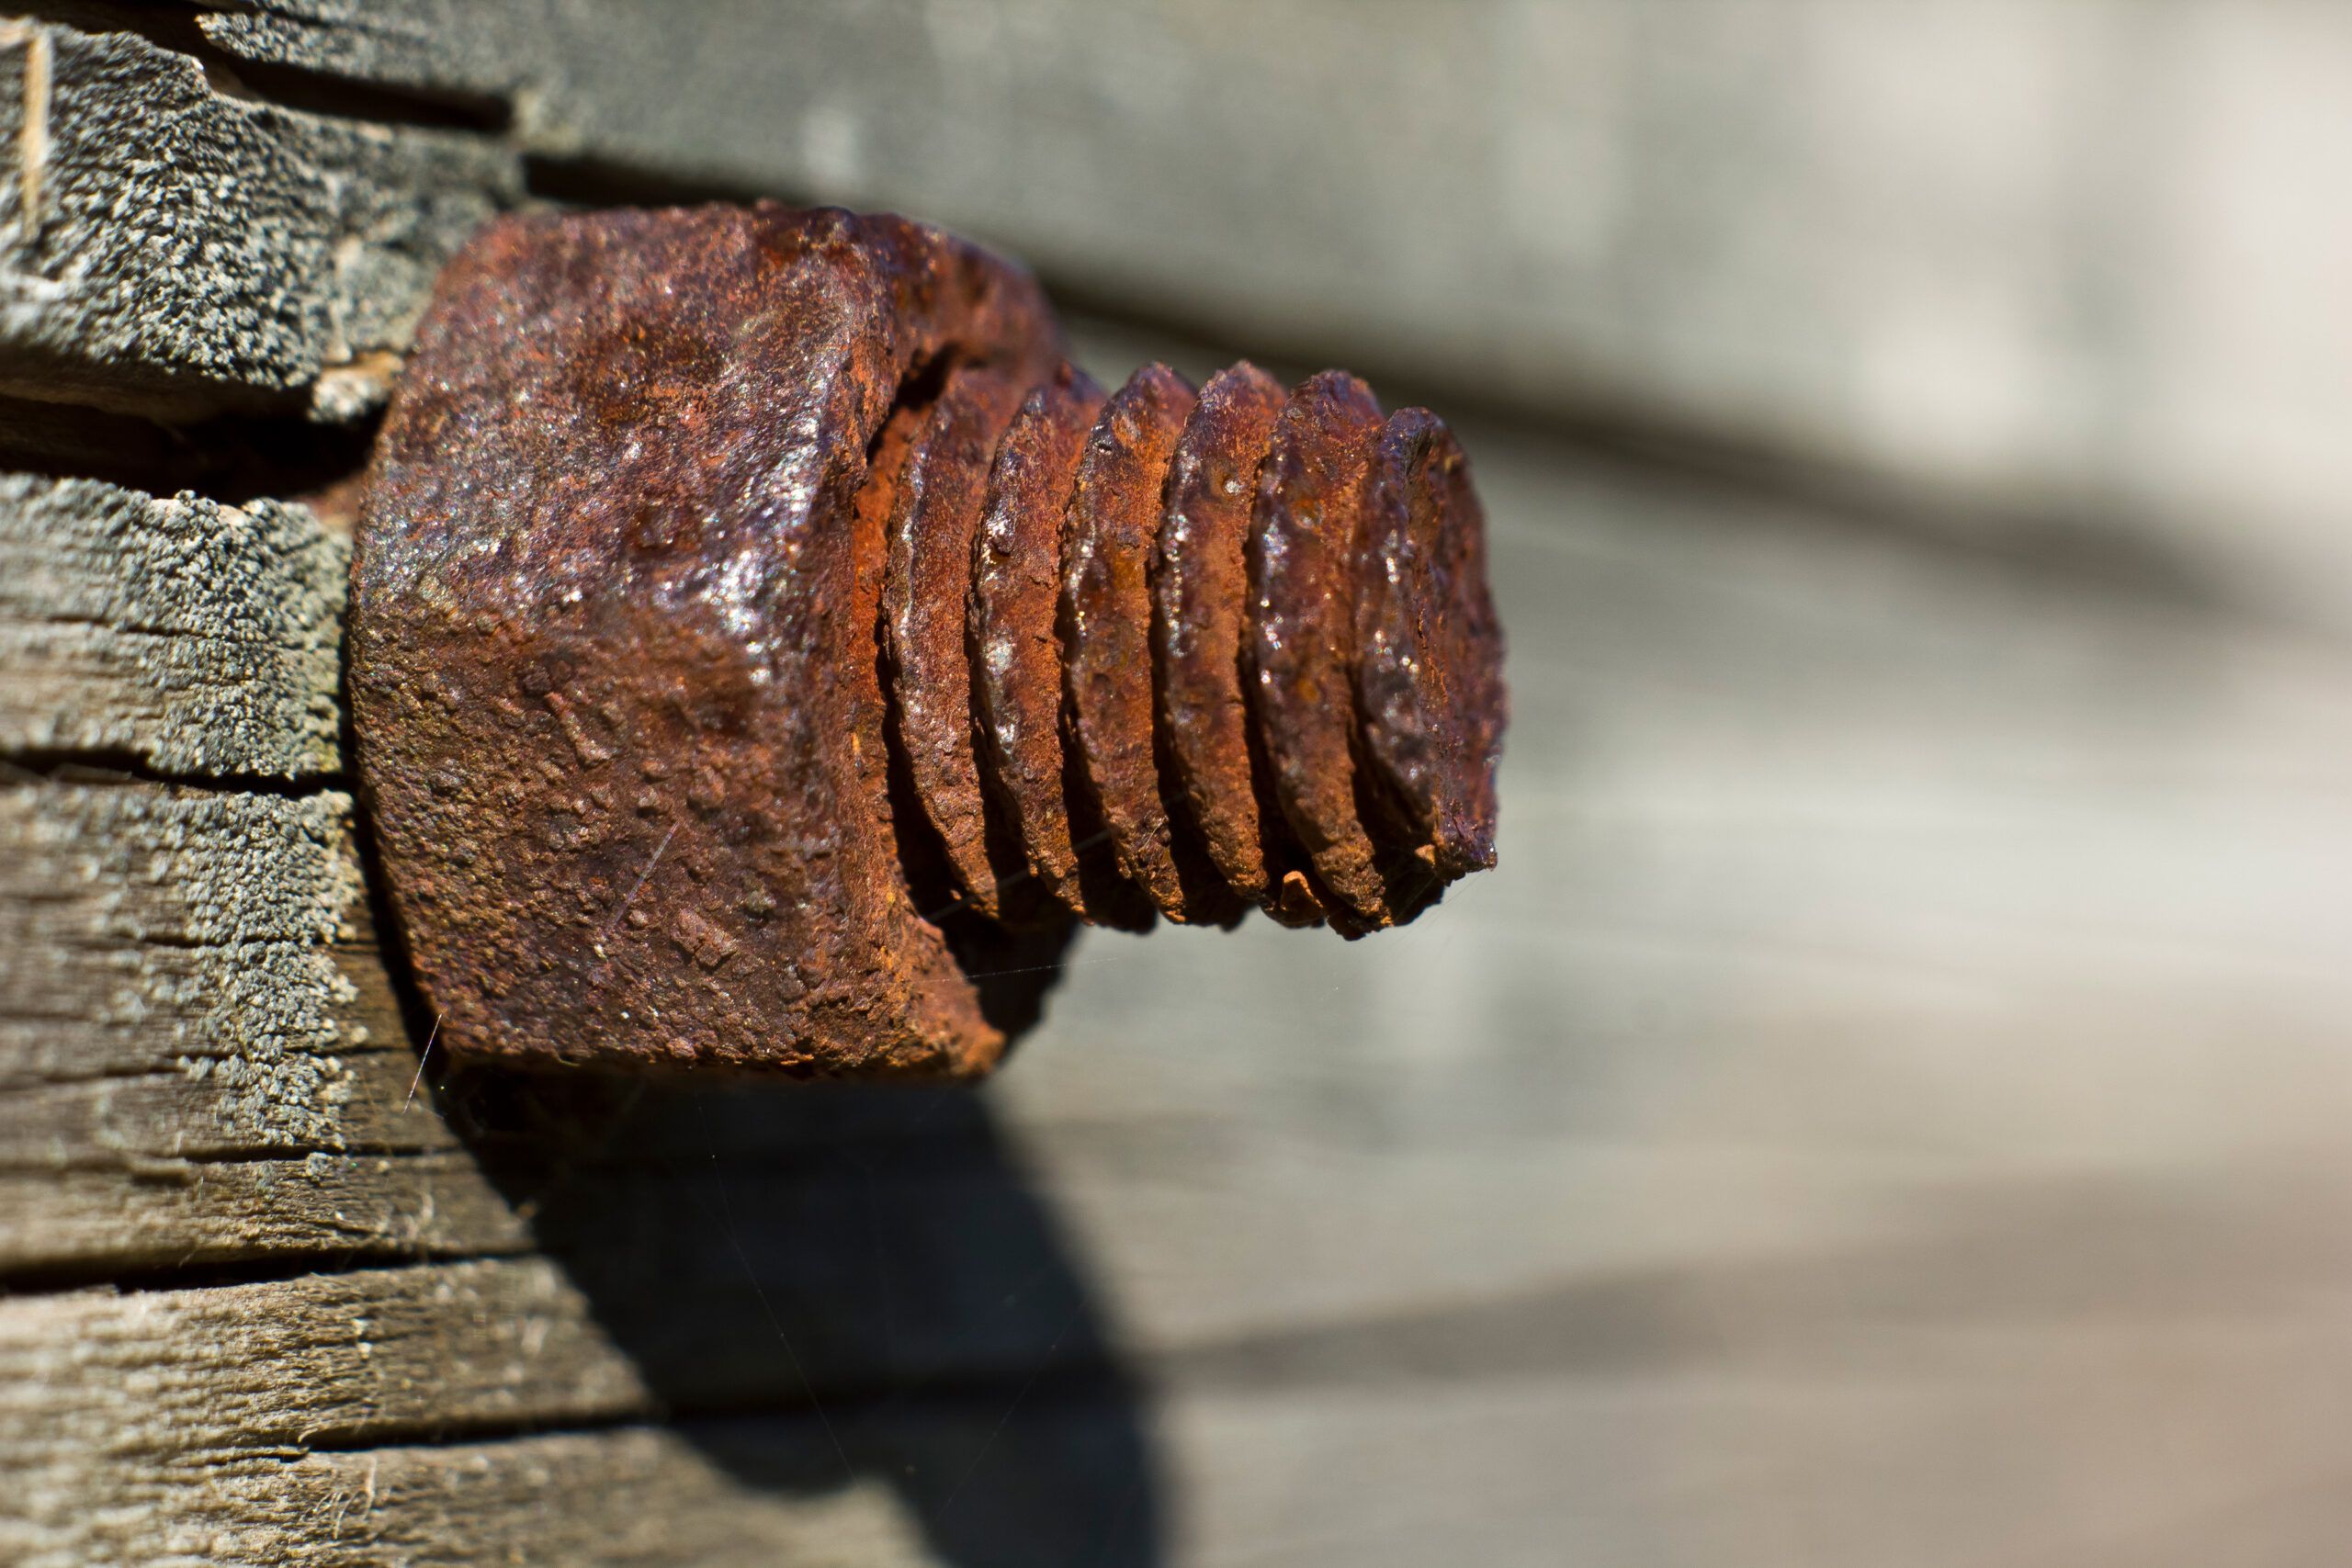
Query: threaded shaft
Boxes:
[
  {"xmin": 355, "ymin": 202, "xmax": 1510, "ymax": 1076},
  {"xmin": 867, "ymin": 355, "xmax": 1507, "ymax": 939}
]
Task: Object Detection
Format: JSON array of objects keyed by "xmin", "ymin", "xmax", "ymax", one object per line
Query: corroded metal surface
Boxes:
[
  {"xmin": 1066, "ymin": 365, "xmax": 1242, "ymax": 927},
  {"xmin": 883, "ymin": 362, "xmax": 1043, "ymax": 925},
  {"xmin": 353, "ymin": 202, "xmax": 1505, "ymax": 1077},
  {"xmin": 352, "ymin": 204, "xmax": 1057, "ymax": 1077},
  {"xmin": 968, "ymin": 366, "xmax": 1150, "ymax": 930},
  {"xmin": 1250, "ymin": 371, "xmax": 1399, "ymax": 931},
  {"xmin": 1156, "ymin": 363, "xmax": 1329, "ymax": 927},
  {"xmin": 1357, "ymin": 410, "xmax": 1507, "ymax": 886}
]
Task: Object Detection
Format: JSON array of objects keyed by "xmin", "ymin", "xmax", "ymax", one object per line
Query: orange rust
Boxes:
[{"xmin": 351, "ymin": 203, "xmax": 1504, "ymax": 1076}]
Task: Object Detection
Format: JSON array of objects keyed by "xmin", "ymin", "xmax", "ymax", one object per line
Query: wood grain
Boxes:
[
  {"xmin": 7, "ymin": 8, "xmax": 2352, "ymax": 1557},
  {"xmin": 36, "ymin": 2, "xmax": 2346, "ymax": 624},
  {"xmin": 188, "ymin": 1435, "xmax": 937, "ymax": 1568},
  {"xmin": 0, "ymin": 18, "xmax": 515, "ymax": 419},
  {"xmin": 10, "ymin": 406, "xmax": 2352, "ymax": 1560},
  {"xmin": 0, "ymin": 475, "xmax": 345, "ymax": 777}
]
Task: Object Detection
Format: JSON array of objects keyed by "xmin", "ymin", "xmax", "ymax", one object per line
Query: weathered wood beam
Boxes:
[
  {"xmin": 0, "ymin": 475, "xmax": 345, "ymax": 777},
  {"xmin": 13, "ymin": 6, "xmax": 2352, "ymax": 625},
  {"xmin": 183, "ymin": 1435, "xmax": 938, "ymax": 1568},
  {"xmin": 150, "ymin": 0, "xmax": 2352, "ymax": 629},
  {"xmin": 12, "ymin": 328, "xmax": 2352, "ymax": 1559},
  {"xmin": 0, "ymin": 18, "xmax": 516, "ymax": 419}
]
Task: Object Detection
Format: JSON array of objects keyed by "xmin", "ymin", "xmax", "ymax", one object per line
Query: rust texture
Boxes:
[
  {"xmin": 352, "ymin": 203, "xmax": 1506, "ymax": 1077},
  {"xmin": 1066, "ymin": 365, "xmax": 1244, "ymax": 928},
  {"xmin": 884, "ymin": 362, "xmax": 1037, "ymax": 924},
  {"xmin": 1156, "ymin": 364, "xmax": 1299, "ymax": 917}
]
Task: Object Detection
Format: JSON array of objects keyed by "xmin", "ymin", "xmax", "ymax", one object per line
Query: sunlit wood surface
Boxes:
[
  {"xmin": 7, "ymin": 6, "xmax": 2352, "ymax": 1563},
  {"xmin": 18, "ymin": 353, "xmax": 2349, "ymax": 1562},
  {"xmin": 1000, "ymin": 349, "xmax": 2352, "ymax": 1563}
]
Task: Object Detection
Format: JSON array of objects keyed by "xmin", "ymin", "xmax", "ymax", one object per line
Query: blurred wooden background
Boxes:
[{"xmin": 6, "ymin": 5, "xmax": 2352, "ymax": 1564}]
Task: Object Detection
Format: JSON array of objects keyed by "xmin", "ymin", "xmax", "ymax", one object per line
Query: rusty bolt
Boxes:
[{"xmin": 350, "ymin": 204, "xmax": 1506, "ymax": 1078}]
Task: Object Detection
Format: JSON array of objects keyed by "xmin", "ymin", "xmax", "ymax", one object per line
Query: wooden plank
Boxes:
[
  {"xmin": 0, "ymin": 1151, "xmax": 526, "ymax": 1280},
  {"xmin": 11, "ymin": 366, "xmax": 2352, "ymax": 1557},
  {"xmin": 2, "ymin": 1335, "xmax": 949, "ymax": 1566},
  {"xmin": 0, "ymin": 18, "xmax": 516, "ymax": 419},
  {"xmin": 4, "ymin": 1404, "xmax": 1159, "ymax": 1568},
  {"xmin": 5, "ymin": 7, "xmax": 2348, "ymax": 617},
  {"xmin": 0, "ymin": 1260, "xmax": 649, "ymax": 1461},
  {"xmin": 0, "ymin": 475, "xmax": 344, "ymax": 778},
  {"xmin": 168, "ymin": 0, "xmax": 2352, "ymax": 625},
  {"xmin": 15, "ymin": 1174, "xmax": 2352, "ymax": 1568},
  {"xmin": 189, "ymin": 1436, "xmax": 939, "ymax": 1568},
  {"xmin": 0, "ymin": 1244, "xmax": 1145, "ymax": 1562},
  {"xmin": 1143, "ymin": 1284, "xmax": 2352, "ymax": 1568},
  {"xmin": 17, "ymin": 1179, "xmax": 2352, "ymax": 1568},
  {"xmin": 32, "ymin": 1278, "xmax": 2352, "ymax": 1568},
  {"xmin": 0, "ymin": 783, "xmax": 368, "ymax": 1086},
  {"xmin": 0, "ymin": 1216, "xmax": 1123, "ymax": 1453},
  {"xmin": 0, "ymin": 784, "xmax": 458, "ymax": 1168}
]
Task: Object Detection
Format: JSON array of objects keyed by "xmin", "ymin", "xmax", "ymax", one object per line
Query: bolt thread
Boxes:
[
  {"xmin": 866, "ymin": 355, "xmax": 1506, "ymax": 940},
  {"xmin": 352, "ymin": 202, "xmax": 1507, "ymax": 1076}
]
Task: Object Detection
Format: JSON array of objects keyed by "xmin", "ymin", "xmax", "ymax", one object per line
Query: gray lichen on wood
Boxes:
[
  {"xmin": 196, "ymin": 0, "xmax": 519, "ymax": 110},
  {"xmin": 0, "ymin": 784, "xmax": 427, "ymax": 1163},
  {"xmin": 0, "ymin": 475, "xmax": 345, "ymax": 777},
  {"xmin": 0, "ymin": 19, "xmax": 516, "ymax": 419}
]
